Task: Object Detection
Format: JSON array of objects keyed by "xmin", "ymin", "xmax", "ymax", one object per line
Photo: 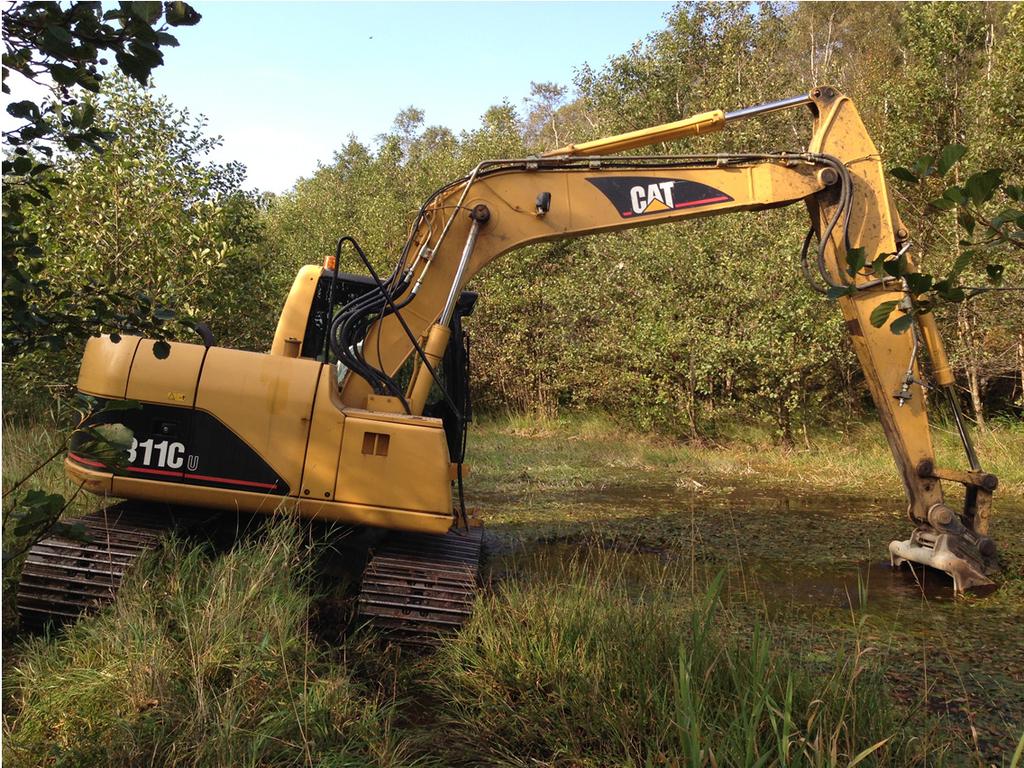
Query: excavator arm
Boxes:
[{"xmin": 325, "ymin": 86, "xmax": 997, "ymax": 591}]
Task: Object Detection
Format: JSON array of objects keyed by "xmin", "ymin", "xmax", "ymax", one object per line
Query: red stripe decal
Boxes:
[
  {"xmin": 674, "ymin": 195, "xmax": 730, "ymax": 209},
  {"xmin": 68, "ymin": 452, "xmax": 106, "ymax": 469},
  {"xmin": 184, "ymin": 473, "xmax": 278, "ymax": 490},
  {"xmin": 621, "ymin": 211, "xmax": 633, "ymax": 217},
  {"xmin": 127, "ymin": 465, "xmax": 181, "ymax": 478},
  {"xmin": 70, "ymin": 453, "xmax": 277, "ymax": 490}
]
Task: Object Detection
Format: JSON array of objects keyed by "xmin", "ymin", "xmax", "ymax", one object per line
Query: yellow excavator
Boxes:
[{"xmin": 19, "ymin": 86, "xmax": 999, "ymax": 640}]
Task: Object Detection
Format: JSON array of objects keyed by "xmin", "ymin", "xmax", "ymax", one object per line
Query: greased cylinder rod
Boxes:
[
  {"xmin": 542, "ymin": 93, "xmax": 813, "ymax": 158},
  {"xmin": 724, "ymin": 94, "xmax": 814, "ymax": 123}
]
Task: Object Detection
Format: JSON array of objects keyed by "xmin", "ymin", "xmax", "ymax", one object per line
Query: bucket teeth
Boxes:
[
  {"xmin": 889, "ymin": 528, "xmax": 995, "ymax": 594},
  {"xmin": 357, "ymin": 524, "xmax": 484, "ymax": 645}
]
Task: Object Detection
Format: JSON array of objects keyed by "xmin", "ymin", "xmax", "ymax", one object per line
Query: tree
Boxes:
[
  {"xmin": 7, "ymin": 76, "xmax": 284, "ymax": 407},
  {"xmin": 3, "ymin": 0, "xmax": 202, "ymax": 361}
]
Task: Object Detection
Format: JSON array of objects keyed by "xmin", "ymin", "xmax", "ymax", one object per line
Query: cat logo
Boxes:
[{"xmin": 586, "ymin": 176, "xmax": 733, "ymax": 218}]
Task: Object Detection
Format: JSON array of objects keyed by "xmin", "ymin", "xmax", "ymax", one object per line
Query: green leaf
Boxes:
[
  {"xmin": 11, "ymin": 490, "xmax": 66, "ymax": 536},
  {"xmin": 114, "ymin": 53, "xmax": 144, "ymax": 83},
  {"xmin": 882, "ymin": 253, "xmax": 908, "ymax": 278},
  {"xmin": 164, "ymin": 1, "xmax": 202, "ymax": 26},
  {"xmin": 889, "ymin": 314, "xmax": 914, "ymax": 335},
  {"xmin": 153, "ymin": 340, "xmax": 171, "ymax": 359},
  {"xmin": 912, "ymin": 154, "xmax": 935, "ymax": 178},
  {"xmin": 94, "ymin": 422, "xmax": 134, "ymax": 450},
  {"xmin": 957, "ymin": 210, "xmax": 975, "ymax": 237},
  {"xmin": 51, "ymin": 521, "xmax": 91, "ymax": 543},
  {"xmin": 6, "ymin": 100, "xmax": 39, "ymax": 119},
  {"xmin": 942, "ymin": 186, "xmax": 967, "ymax": 204},
  {"xmin": 826, "ymin": 285, "xmax": 855, "ymax": 300},
  {"xmin": 127, "ymin": 1, "xmax": 163, "ymax": 24},
  {"xmin": 869, "ymin": 300, "xmax": 900, "ymax": 328},
  {"xmin": 1005, "ymin": 185, "xmax": 1023, "ymax": 202},
  {"xmin": 154, "ymin": 307, "xmax": 176, "ymax": 321},
  {"xmin": 49, "ymin": 63, "xmax": 79, "ymax": 86},
  {"xmin": 965, "ymin": 169, "xmax": 1002, "ymax": 206},
  {"xmin": 904, "ymin": 273, "xmax": 932, "ymax": 295},
  {"xmin": 936, "ymin": 283, "xmax": 966, "ymax": 302},
  {"xmin": 928, "ymin": 197, "xmax": 956, "ymax": 211},
  {"xmin": 44, "ymin": 24, "xmax": 74, "ymax": 44},
  {"xmin": 871, "ymin": 255, "xmax": 888, "ymax": 279},
  {"xmin": 845, "ymin": 246, "xmax": 866, "ymax": 276},
  {"xmin": 949, "ymin": 251, "xmax": 974, "ymax": 279},
  {"xmin": 889, "ymin": 167, "xmax": 918, "ymax": 184},
  {"xmin": 936, "ymin": 144, "xmax": 967, "ymax": 176}
]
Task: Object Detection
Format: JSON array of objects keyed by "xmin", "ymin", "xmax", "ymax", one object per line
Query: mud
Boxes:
[{"xmin": 472, "ymin": 480, "xmax": 1024, "ymax": 760}]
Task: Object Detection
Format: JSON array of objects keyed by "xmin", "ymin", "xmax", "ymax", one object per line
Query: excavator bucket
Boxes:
[{"xmin": 889, "ymin": 529, "xmax": 994, "ymax": 594}]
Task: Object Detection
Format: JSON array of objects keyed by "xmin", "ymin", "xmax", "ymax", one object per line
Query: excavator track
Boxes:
[
  {"xmin": 357, "ymin": 523, "xmax": 484, "ymax": 645},
  {"xmin": 16, "ymin": 503, "xmax": 214, "ymax": 629}
]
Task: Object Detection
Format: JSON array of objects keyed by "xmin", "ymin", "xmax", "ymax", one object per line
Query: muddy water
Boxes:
[
  {"xmin": 473, "ymin": 481, "xmax": 1022, "ymax": 607},
  {"xmin": 473, "ymin": 483, "xmax": 1024, "ymax": 761},
  {"xmin": 472, "ymin": 481, "xmax": 1024, "ymax": 758}
]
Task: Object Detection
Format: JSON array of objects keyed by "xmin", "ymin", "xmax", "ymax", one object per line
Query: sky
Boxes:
[{"xmin": 150, "ymin": 1, "xmax": 677, "ymax": 193}]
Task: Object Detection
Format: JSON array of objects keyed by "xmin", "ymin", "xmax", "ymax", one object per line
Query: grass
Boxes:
[
  {"xmin": 3, "ymin": 533, "xmax": 955, "ymax": 768},
  {"xmin": 430, "ymin": 553, "xmax": 948, "ymax": 767},
  {"xmin": 4, "ymin": 412, "xmax": 1023, "ymax": 766},
  {"xmin": 466, "ymin": 411, "xmax": 1024, "ymax": 500},
  {"xmin": 3, "ymin": 522, "xmax": 418, "ymax": 768}
]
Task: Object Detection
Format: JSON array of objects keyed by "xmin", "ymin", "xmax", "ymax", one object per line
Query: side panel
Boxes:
[
  {"xmin": 77, "ymin": 335, "xmax": 141, "ymax": 398},
  {"xmin": 112, "ymin": 473, "xmax": 295, "ymax": 516},
  {"xmin": 335, "ymin": 412, "xmax": 452, "ymax": 516},
  {"xmin": 194, "ymin": 348, "xmax": 321, "ymax": 496},
  {"xmin": 299, "ymin": 366, "xmax": 346, "ymax": 501},
  {"xmin": 120, "ymin": 340, "xmax": 208, "ymax": 483},
  {"xmin": 126, "ymin": 339, "xmax": 207, "ymax": 406}
]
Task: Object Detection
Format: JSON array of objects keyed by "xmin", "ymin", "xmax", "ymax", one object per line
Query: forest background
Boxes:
[{"xmin": 5, "ymin": 1, "xmax": 1023, "ymax": 443}]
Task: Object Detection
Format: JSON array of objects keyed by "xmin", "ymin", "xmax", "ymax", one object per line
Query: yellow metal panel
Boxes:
[
  {"xmin": 64, "ymin": 457, "xmax": 112, "ymax": 496},
  {"xmin": 335, "ymin": 413, "xmax": 452, "ymax": 515},
  {"xmin": 297, "ymin": 498, "xmax": 452, "ymax": 534},
  {"xmin": 126, "ymin": 339, "xmax": 207, "ymax": 406},
  {"xmin": 77, "ymin": 335, "xmax": 141, "ymax": 398},
  {"xmin": 111, "ymin": 473, "xmax": 296, "ymax": 515},
  {"xmin": 299, "ymin": 366, "xmax": 346, "ymax": 501},
  {"xmin": 195, "ymin": 348, "xmax": 321, "ymax": 495},
  {"xmin": 270, "ymin": 265, "xmax": 320, "ymax": 356}
]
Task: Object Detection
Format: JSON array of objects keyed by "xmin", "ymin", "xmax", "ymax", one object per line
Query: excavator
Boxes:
[{"xmin": 18, "ymin": 86, "xmax": 1000, "ymax": 641}]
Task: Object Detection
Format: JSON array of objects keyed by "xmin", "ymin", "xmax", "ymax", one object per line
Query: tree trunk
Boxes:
[{"xmin": 958, "ymin": 307, "xmax": 986, "ymax": 429}]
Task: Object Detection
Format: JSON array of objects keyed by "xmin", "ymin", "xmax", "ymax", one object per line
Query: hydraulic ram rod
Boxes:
[{"xmin": 542, "ymin": 93, "xmax": 813, "ymax": 157}]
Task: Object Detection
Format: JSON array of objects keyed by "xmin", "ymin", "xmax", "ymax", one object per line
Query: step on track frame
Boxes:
[{"xmin": 357, "ymin": 523, "xmax": 484, "ymax": 645}]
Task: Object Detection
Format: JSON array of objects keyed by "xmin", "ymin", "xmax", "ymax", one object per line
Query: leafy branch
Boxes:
[
  {"xmin": 3, "ymin": 1, "xmax": 202, "ymax": 362},
  {"xmin": 2, "ymin": 395, "xmax": 140, "ymax": 566},
  {"xmin": 844, "ymin": 144, "xmax": 1020, "ymax": 333}
]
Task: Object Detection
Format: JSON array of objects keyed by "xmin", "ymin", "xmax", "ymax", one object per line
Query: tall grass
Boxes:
[
  {"xmin": 469, "ymin": 412, "xmax": 1024, "ymax": 499},
  {"xmin": 2, "ymin": 521, "xmax": 423, "ymax": 768},
  {"xmin": 429, "ymin": 552, "xmax": 949, "ymax": 767}
]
